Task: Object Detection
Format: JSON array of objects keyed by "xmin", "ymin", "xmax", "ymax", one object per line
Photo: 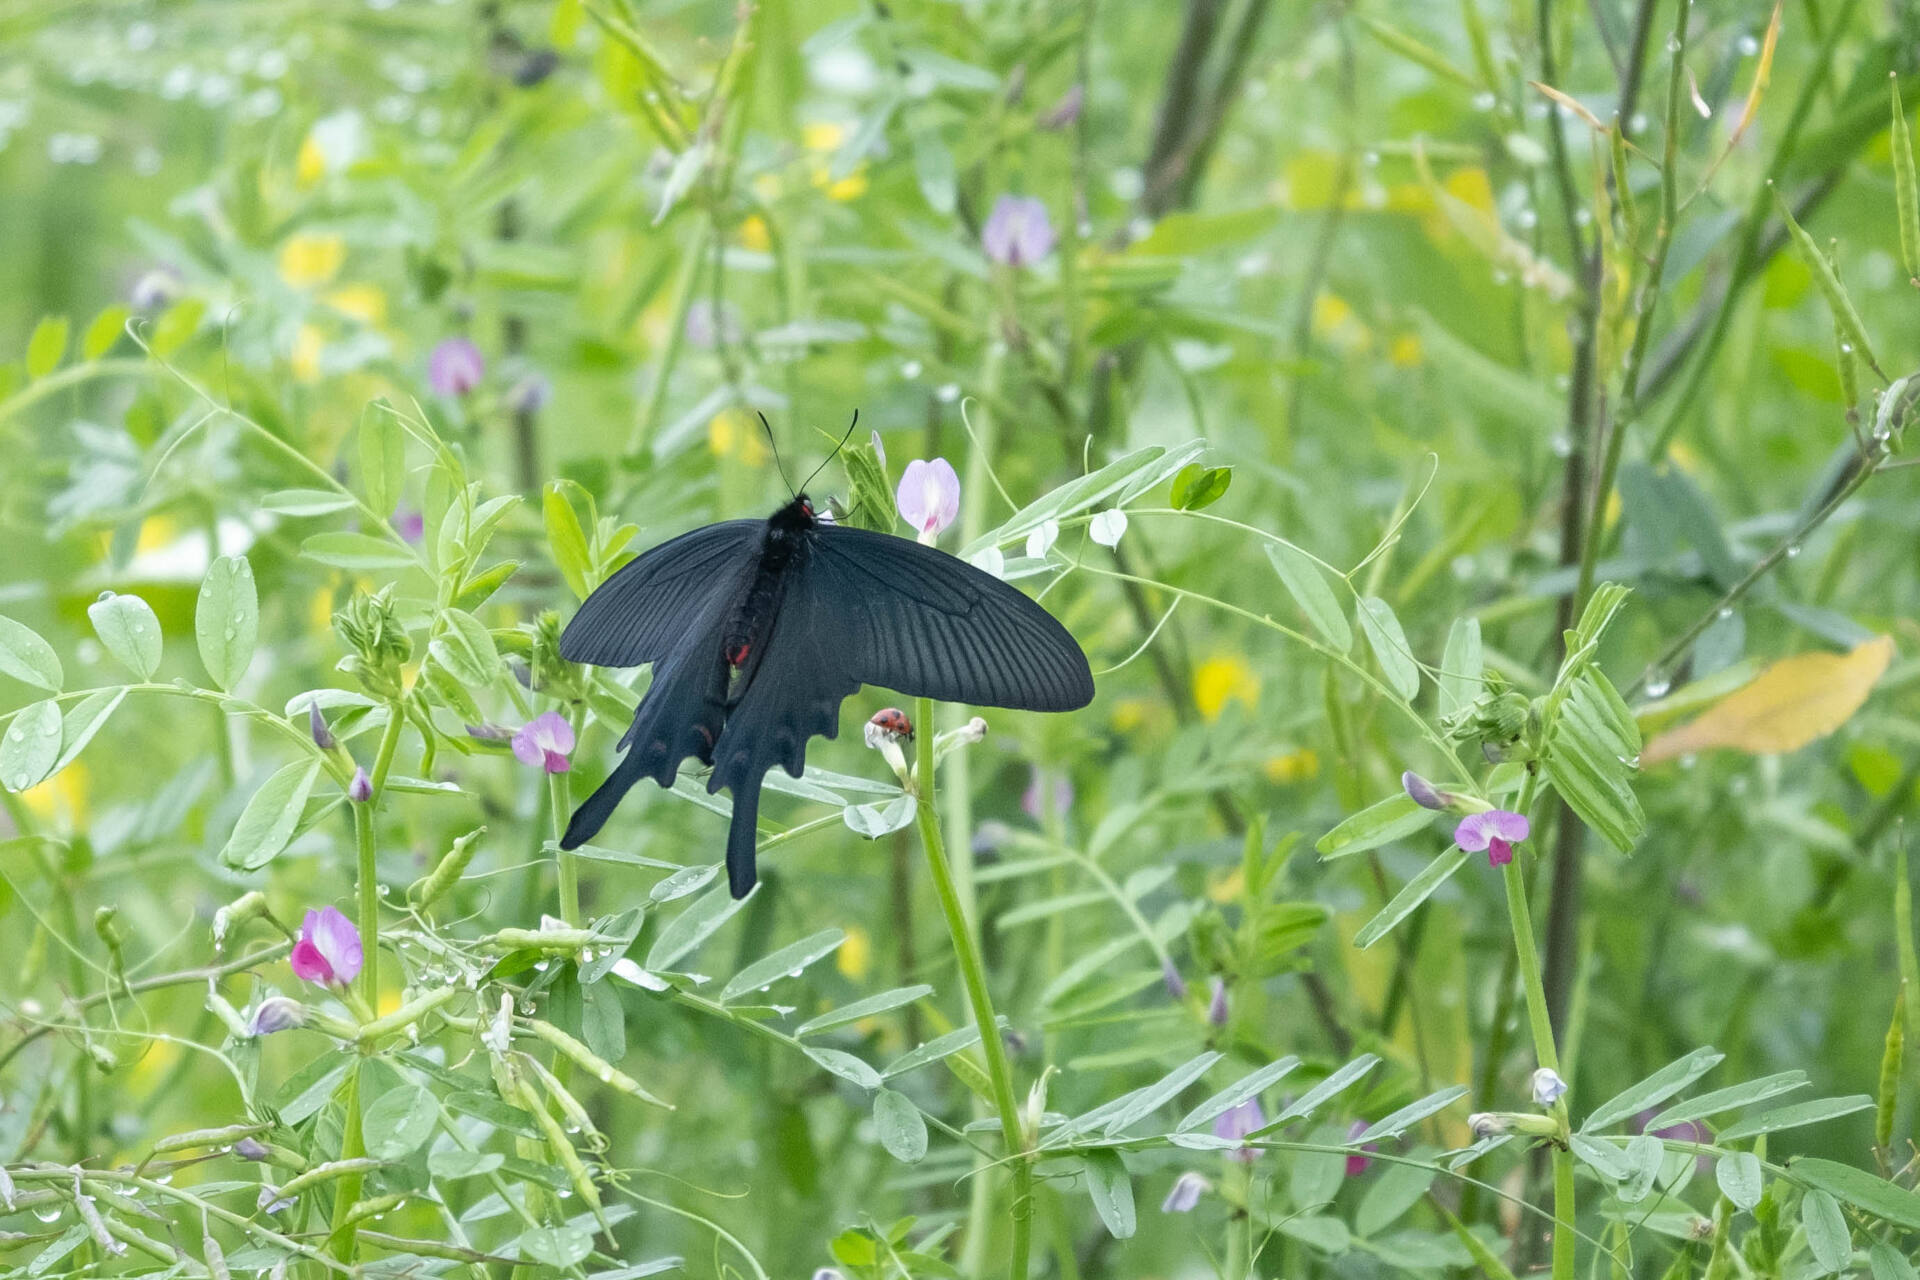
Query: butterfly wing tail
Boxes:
[
  {"xmin": 725, "ymin": 776, "xmax": 761, "ymax": 898},
  {"xmin": 561, "ymin": 652, "xmax": 729, "ymax": 849},
  {"xmin": 559, "ymin": 747, "xmax": 648, "ymax": 850}
]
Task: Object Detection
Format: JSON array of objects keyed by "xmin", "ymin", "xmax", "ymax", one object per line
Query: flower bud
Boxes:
[
  {"xmin": 333, "ymin": 586, "xmax": 411, "ymax": 699},
  {"xmin": 1401, "ymin": 771, "xmax": 1452, "ymax": 811},
  {"xmin": 347, "ymin": 767, "xmax": 373, "ymax": 804},
  {"xmin": 1161, "ymin": 960, "xmax": 1188, "ymax": 1000},
  {"xmin": 308, "ymin": 701, "xmax": 337, "ymax": 750},
  {"xmin": 247, "ymin": 996, "xmax": 306, "ymax": 1037},
  {"xmin": 1161, "ymin": 1171, "xmax": 1209, "ymax": 1213},
  {"xmin": 232, "ymin": 1137, "xmax": 272, "ymax": 1162},
  {"xmin": 1206, "ymin": 976, "xmax": 1229, "ymax": 1027},
  {"xmin": 1531, "ymin": 1067, "xmax": 1568, "ymax": 1107},
  {"xmin": 1468, "ymin": 1112, "xmax": 1510, "ymax": 1139}
]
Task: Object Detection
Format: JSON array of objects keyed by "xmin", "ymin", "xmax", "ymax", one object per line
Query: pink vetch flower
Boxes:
[
  {"xmin": 981, "ymin": 195, "xmax": 1056, "ymax": 268},
  {"xmin": 392, "ymin": 505, "xmax": 424, "ymax": 544},
  {"xmin": 1039, "ymin": 84, "xmax": 1084, "ymax": 131},
  {"xmin": 347, "ymin": 767, "xmax": 372, "ymax": 803},
  {"xmin": 1455, "ymin": 809, "xmax": 1530, "ymax": 868},
  {"xmin": 896, "ymin": 458, "xmax": 960, "ymax": 543},
  {"xmin": 1161, "ymin": 959, "xmax": 1188, "ymax": 1001},
  {"xmin": 513, "ymin": 711, "xmax": 576, "ymax": 774},
  {"xmin": 1161, "ymin": 1170, "xmax": 1209, "ymax": 1213},
  {"xmin": 1344, "ymin": 1118, "xmax": 1379, "ymax": 1176},
  {"xmin": 1020, "ymin": 766, "xmax": 1073, "ymax": 821},
  {"xmin": 1206, "ymin": 976, "xmax": 1229, "ymax": 1027},
  {"xmin": 289, "ymin": 906, "xmax": 363, "ymax": 987},
  {"xmin": 1401, "ymin": 770, "xmax": 1452, "ymax": 811},
  {"xmin": 427, "ymin": 336, "xmax": 485, "ymax": 397},
  {"xmin": 1213, "ymin": 1098, "xmax": 1265, "ymax": 1164}
]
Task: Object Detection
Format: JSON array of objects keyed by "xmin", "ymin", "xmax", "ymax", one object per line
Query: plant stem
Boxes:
[
  {"xmin": 913, "ymin": 696, "xmax": 1030, "ymax": 1280},
  {"xmin": 551, "ymin": 710, "xmax": 583, "ymax": 926}
]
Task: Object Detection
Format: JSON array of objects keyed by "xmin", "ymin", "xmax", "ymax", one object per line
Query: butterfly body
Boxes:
[{"xmin": 559, "ymin": 493, "xmax": 1092, "ymax": 897}]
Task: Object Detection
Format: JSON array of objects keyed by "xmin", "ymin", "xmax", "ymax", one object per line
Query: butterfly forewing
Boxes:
[{"xmin": 559, "ymin": 519, "xmax": 760, "ymax": 668}]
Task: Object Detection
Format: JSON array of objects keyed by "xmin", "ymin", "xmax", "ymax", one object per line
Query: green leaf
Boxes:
[
  {"xmin": 1266, "ymin": 542, "xmax": 1351, "ymax": 652},
  {"xmin": 1871, "ymin": 1241, "xmax": 1920, "ymax": 1280},
  {"xmin": 1317, "ymin": 793, "xmax": 1437, "ymax": 859},
  {"xmin": 646, "ymin": 881, "xmax": 751, "ymax": 971},
  {"xmin": 364, "ymin": 1085, "xmax": 438, "ymax": 1159},
  {"xmin": 1269, "ymin": 1054, "xmax": 1382, "ymax": 1127},
  {"xmin": 1793, "ymin": 1158, "xmax": 1920, "ymax": 1230},
  {"xmin": 1098, "ymin": 1052, "xmax": 1222, "ymax": 1137},
  {"xmin": 544, "ymin": 484, "xmax": 593, "ymax": 600},
  {"xmin": 430, "ymin": 609, "xmax": 500, "ymax": 688},
  {"xmin": 962, "ymin": 442, "xmax": 1205, "ymax": 559},
  {"xmin": 519, "ymin": 1225, "xmax": 594, "ymax": 1269},
  {"xmin": 1356, "ymin": 1086, "xmax": 1468, "ymax": 1143},
  {"xmin": 221, "ymin": 760, "xmax": 323, "ymax": 870},
  {"xmin": 52, "ymin": 689, "xmax": 124, "ymax": 774},
  {"xmin": 195, "ymin": 555, "xmax": 258, "ymax": 692},
  {"xmin": 883, "ymin": 1024, "xmax": 982, "ymax": 1078},
  {"xmin": 87, "ymin": 591, "xmax": 163, "ymax": 680},
  {"xmin": 1358, "ymin": 1161, "xmax": 1438, "ymax": 1236},
  {"xmin": 1801, "ymin": 1187, "xmax": 1852, "ymax": 1275},
  {"xmin": 1357, "ymin": 596, "xmax": 1421, "ymax": 701},
  {"xmin": 1354, "ymin": 849, "xmax": 1469, "ymax": 949},
  {"xmin": 1083, "ymin": 1150, "xmax": 1136, "ymax": 1239},
  {"xmin": 1647, "ymin": 1070, "xmax": 1809, "ymax": 1129},
  {"xmin": 149, "ymin": 297, "xmax": 204, "ymax": 356},
  {"xmin": 843, "ymin": 794, "xmax": 918, "ymax": 838},
  {"xmin": 1582, "ymin": 1047, "xmax": 1723, "ymax": 1132},
  {"xmin": 1544, "ymin": 671, "xmax": 1644, "ymax": 853},
  {"xmin": 796, "ymin": 985, "xmax": 934, "ymax": 1038},
  {"xmin": 360, "ymin": 414, "xmax": 406, "ymax": 518},
  {"xmin": 1176, "ymin": 1056, "xmax": 1302, "ymax": 1132},
  {"xmin": 261, "ymin": 488, "xmax": 358, "ymax": 517},
  {"xmin": 721, "ymin": 929, "xmax": 846, "ymax": 1003},
  {"xmin": 804, "ymin": 1046, "xmax": 882, "ymax": 1090},
  {"xmin": 873, "ymin": 1088, "xmax": 928, "ymax": 1163},
  {"xmin": 1438, "ymin": 617, "xmax": 1484, "ymax": 720},
  {"xmin": 1570, "ymin": 1133, "xmax": 1631, "ymax": 1181},
  {"xmin": 1716, "ymin": 1095, "xmax": 1874, "ymax": 1142},
  {"xmin": 277, "ymin": 1055, "xmax": 352, "ymax": 1125},
  {"xmin": 25, "ymin": 315, "xmax": 68, "ymax": 379},
  {"xmin": 428, "ymin": 1149, "xmax": 505, "ymax": 1179},
  {"xmin": 303, "ymin": 531, "xmax": 417, "ymax": 571},
  {"xmin": 1620, "ymin": 1134, "xmax": 1663, "ymax": 1203},
  {"xmin": 82, "ymin": 305, "xmax": 129, "ymax": 360},
  {"xmin": 1, "ymin": 700, "xmax": 63, "ymax": 792},
  {"xmin": 1717, "ymin": 1152, "xmax": 1763, "ymax": 1211},
  {"xmin": 1170, "ymin": 463, "xmax": 1232, "ymax": 511},
  {"xmin": 0, "ymin": 615, "xmax": 63, "ymax": 692}
]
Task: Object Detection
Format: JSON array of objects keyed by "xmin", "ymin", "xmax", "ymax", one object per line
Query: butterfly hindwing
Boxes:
[{"xmin": 811, "ymin": 526, "xmax": 1095, "ymax": 712}]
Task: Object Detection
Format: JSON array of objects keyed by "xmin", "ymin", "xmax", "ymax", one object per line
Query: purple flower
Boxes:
[
  {"xmin": 392, "ymin": 505, "xmax": 424, "ymax": 544},
  {"xmin": 289, "ymin": 907, "xmax": 363, "ymax": 987},
  {"xmin": 247, "ymin": 995, "xmax": 305, "ymax": 1037},
  {"xmin": 896, "ymin": 458, "xmax": 960, "ymax": 542},
  {"xmin": 232, "ymin": 1137, "xmax": 271, "ymax": 1162},
  {"xmin": 1161, "ymin": 1171, "xmax": 1209, "ymax": 1213},
  {"xmin": 507, "ymin": 372, "xmax": 552, "ymax": 416},
  {"xmin": 1344, "ymin": 1118, "xmax": 1378, "ymax": 1176},
  {"xmin": 131, "ymin": 264, "xmax": 184, "ymax": 312},
  {"xmin": 1455, "ymin": 809, "xmax": 1530, "ymax": 867},
  {"xmin": 1020, "ymin": 767, "xmax": 1073, "ymax": 821},
  {"xmin": 512, "ymin": 711, "xmax": 576, "ymax": 774},
  {"xmin": 1213, "ymin": 1098, "xmax": 1264, "ymax": 1163},
  {"xmin": 1401, "ymin": 771, "xmax": 1451, "ymax": 811},
  {"xmin": 1040, "ymin": 84, "xmax": 1084, "ymax": 131},
  {"xmin": 1162, "ymin": 959, "xmax": 1188, "ymax": 1001},
  {"xmin": 982, "ymin": 195, "xmax": 1056, "ymax": 268},
  {"xmin": 1206, "ymin": 976, "xmax": 1229, "ymax": 1027},
  {"xmin": 347, "ymin": 767, "xmax": 372, "ymax": 803},
  {"xmin": 308, "ymin": 702, "xmax": 336, "ymax": 750},
  {"xmin": 427, "ymin": 337, "xmax": 485, "ymax": 397}
]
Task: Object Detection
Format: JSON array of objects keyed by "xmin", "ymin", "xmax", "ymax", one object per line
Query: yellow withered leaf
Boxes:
[{"xmin": 1643, "ymin": 636, "xmax": 1894, "ymax": 764}]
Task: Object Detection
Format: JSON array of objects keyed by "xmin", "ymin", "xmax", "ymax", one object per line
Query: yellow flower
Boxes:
[
  {"xmin": 296, "ymin": 134, "xmax": 327, "ymax": 187},
  {"xmin": 1262, "ymin": 748, "xmax": 1320, "ymax": 784},
  {"xmin": 1388, "ymin": 333, "xmax": 1423, "ymax": 367},
  {"xmin": 1311, "ymin": 293, "xmax": 1371, "ymax": 352},
  {"xmin": 278, "ymin": 233, "xmax": 346, "ymax": 289},
  {"xmin": 136, "ymin": 514, "xmax": 180, "ymax": 553},
  {"xmin": 290, "ymin": 324, "xmax": 325, "ymax": 383},
  {"xmin": 1442, "ymin": 166, "xmax": 1495, "ymax": 214},
  {"xmin": 1109, "ymin": 697, "xmax": 1153, "ymax": 733},
  {"xmin": 707, "ymin": 409, "xmax": 769, "ymax": 465},
  {"xmin": 1192, "ymin": 655, "xmax": 1260, "ymax": 722},
  {"xmin": 309, "ymin": 586, "xmax": 335, "ymax": 633},
  {"xmin": 801, "ymin": 121, "xmax": 846, "ymax": 153},
  {"xmin": 837, "ymin": 925, "xmax": 872, "ymax": 980},
  {"xmin": 1208, "ymin": 867, "xmax": 1246, "ymax": 903},
  {"xmin": 738, "ymin": 215, "xmax": 771, "ymax": 253},
  {"xmin": 22, "ymin": 762, "xmax": 88, "ymax": 824},
  {"xmin": 323, "ymin": 283, "xmax": 388, "ymax": 326},
  {"xmin": 823, "ymin": 170, "xmax": 868, "ymax": 202}
]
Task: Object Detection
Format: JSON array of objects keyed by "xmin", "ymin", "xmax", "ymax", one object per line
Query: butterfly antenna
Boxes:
[
  {"xmin": 758, "ymin": 412, "xmax": 797, "ymax": 497},
  {"xmin": 799, "ymin": 409, "xmax": 860, "ymax": 494}
]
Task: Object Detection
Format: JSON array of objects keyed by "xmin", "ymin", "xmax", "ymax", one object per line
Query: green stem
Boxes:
[
  {"xmin": 550, "ymin": 709, "xmax": 583, "ymax": 926},
  {"xmin": 913, "ymin": 696, "xmax": 1030, "ymax": 1280}
]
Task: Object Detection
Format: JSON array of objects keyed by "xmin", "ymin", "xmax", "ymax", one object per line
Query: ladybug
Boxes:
[{"xmin": 868, "ymin": 707, "xmax": 913, "ymax": 738}]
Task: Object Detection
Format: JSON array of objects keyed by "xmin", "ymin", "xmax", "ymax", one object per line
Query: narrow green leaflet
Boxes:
[
  {"xmin": 303, "ymin": 531, "xmax": 417, "ymax": 571},
  {"xmin": 195, "ymin": 555, "xmax": 258, "ymax": 692},
  {"xmin": 25, "ymin": 315, "xmax": 68, "ymax": 378},
  {"xmin": 1438, "ymin": 617, "xmax": 1483, "ymax": 720},
  {"xmin": 1716, "ymin": 1095, "xmax": 1873, "ymax": 1142},
  {"xmin": 1268, "ymin": 1054, "xmax": 1382, "ymax": 1128},
  {"xmin": 1716, "ymin": 1152, "xmax": 1763, "ymax": 1211},
  {"xmin": 1358, "ymin": 1162, "xmax": 1438, "ymax": 1236},
  {"xmin": 1582, "ymin": 1047, "xmax": 1723, "ymax": 1133},
  {"xmin": 82, "ymin": 303, "xmax": 129, "ymax": 359},
  {"xmin": 0, "ymin": 699, "xmax": 63, "ymax": 792},
  {"xmin": 804, "ymin": 1046, "xmax": 882, "ymax": 1090},
  {"xmin": 883, "ymin": 1024, "xmax": 982, "ymax": 1078},
  {"xmin": 1355, "ymin": 1085, "xmax": 1469, "ymax": 1144},
  {"xmin": 0, "ymin": 615, "xmax": 63, "ymax": 691},
  {"xmin": 646, "ymin": 881, "xmax": 752, "ymax": 971},
  {"xmin": 1098, "ymin": 1051, "xmax": 1222, "ymax": 1137},
  {"xmin": 1176, "ymin": 1056, "xmax": 1301, "ymax": 1132},
  {"xmin": 873, "ymin": 1088, "xmax": 928, "ymax": 1163},
  {"xmin": 1357, "ymin": 596, "xmax": 1421, "ymax": 701},
  {"xmin": 1646, "ymin": 1070, "xmax": 1808, "ymax": 1129},
  {"xmin": 721, "ymin": 928, "xmax": 846, "ymax": 1003},
  {"xmin": 1570, "ymin": 1134, "xmax": 1631, "ymax": 1182},
  {"xmin": 1620, "ymin": 1134, "xmax": 1663, "ymax": 1203},
  {"xmin": 1083, "ymin": 1150, "xmax": 1137, "ymax": 1240},
  {"xmin": 1801, "ymin": 1187, "xmax": 1852, "ymax": 1275},
  {"xmin": 1792, "ymin": 1158, "xmax": 1920, "ymax": 1230},
  {"xmin": 88, "ymin": 591, "xmax": 163, "ymax": 680},
  {"xmin": 843, "ymin": 794, "xmax": 917, "ymax": 838},
  {"xmin": 1317, "ymin": 793, "xmax": 1438, "ymax": 859},
  {"xmin": 1872, "ymin": 1242, "xmax": 1920, "ymax": 1280},
  {"xmin": 364, "ymin": 1085, "xmax": 438, "ymax": 1159},
  {"xmin": 1266, "ymin": 542, "xmax": 1352, "ymax": 652},
  {"xmin": 261, "ymin": 488, "xmax": 358, "ymax": 516},
  {"xmin": 221, "ymin": 760, "xmax": 324, "ymax": 870},
  {"xmin": 361, "ymin": 413, "xmax": 406, "ymax": 518},
  {"xmin": 797, "ymin": 985, "xmax": 934, "ymax": 1038},
  {"xmin": 53, "ymin": 689, "xmax": 125, "ymax": 773},
  {"xmin": 430, "ymin": 609, "xmax": 500, "ymax": 687},
  {"xmin": 1354, "ymin": 849, "xmax": 1469, "ymax": 949},
  {"xmin": 1543, "ymin": 669, "xmax": 1644, "ymax": 853},
  {"xmin": 544, "ymin": 485, "xmax": 594, "ymax": 600}
]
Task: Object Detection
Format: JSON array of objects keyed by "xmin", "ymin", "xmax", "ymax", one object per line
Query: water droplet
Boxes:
[
  {"xmin": 1717, "ymin": 607, "xmax": 1733, "ymax": 619},
  {"xmin": 899, "ymin": 359, "xmax": 923, "ymax": 379},
  {"xmin": 1737, "ymin": 33, "xmax": 1760, "ymax": 56},
  {"xmin": 1645, "ymin": 676, "xmax": 1672, "ymax": 698},
  {"xmin": 34, "ymin": 1206, "xmax": 60, "ymax": 1223},
  {"xmin": 1841, "ymin": 343, "xmax": 1853, "ymax": 354},
  {"xmin": 1514, "ymin": 207, "xmax": 1538, "ymax": 231},
  {"xmin": 1666, "ymin": 34, "xmax": 1682, "ymax": 53},
  {"xmin": 1362, "ymin": 150, "xmax": 1380, "ymax": 168},
  {"xmin": 96, "ymin": 590, "xmax": 115, "ymax": 603},
  {"xmin": 935, "ymin": 383, "xmax": 960, "ymax": 403},
  {"xmin": 1785, "ymin": 543, "xmax": 1802, "ymax": 558},
  {"xmin": 1472, "ymin": 91, "xmax": 1497, "ymax": 112}
]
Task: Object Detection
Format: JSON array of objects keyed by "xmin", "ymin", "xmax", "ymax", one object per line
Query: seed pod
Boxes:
[
  {"xmin": 1893, "ymin": 75, "xmax": 1920, "ymax": 286},
  {"xmin": 525, "ymin": 1019, "xmax": 672, "ymax": 1109},
  {"xmin": 1775, "ymin": 187, "xmax": 1884, "ymax": 380},
  {"xmin": 151, "ymin": 1122, "xmax": 272, "ymax": 1154},
  {"xmin": 342, "ymin": 1193, "xmax": 404, "ymax": 1226},
  {"xmin": 510, "ymin": 1072, "xmax": 607, "ymax": 1230},
  {"xmin": 407, "ymin": 827, "xmax": 486, "ymax": 910},
  {"xmin": 524, "ymin": 1053, "xmax": 606, "ymax": 1152},
  {"xmin": 274, "ymin": 1157, "xmax": 382, "ymax": 1201},
  {"xmin": 1878, "ymin": 983, "xmax": 1905, "ymax": 1151},
  {"xmin": 484, "ymin": 927, "xmax": 602, "ymax": 952}
]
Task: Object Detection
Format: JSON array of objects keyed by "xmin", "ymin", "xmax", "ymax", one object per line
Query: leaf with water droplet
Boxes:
[
  {"xmin": 196, "ymin": 555, "xmax": 258, "ymax": 692},
  {"xmin": 87, "ymin": 591, "xmax": 163, "ymax": 681},
  {"xmin": 0, "ymin": 699, "xmax": 63, "ymax": 793}
]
